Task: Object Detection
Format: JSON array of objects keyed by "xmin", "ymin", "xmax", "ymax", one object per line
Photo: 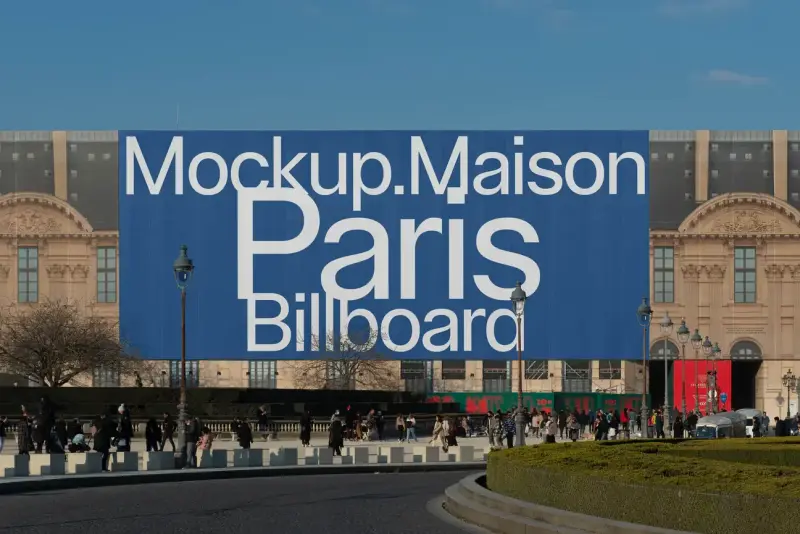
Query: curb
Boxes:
[
  {"xmin": 0, "ymin": 461, "xmax": 487, "ymax": 495},
  {"xmin": 443, "ymin": 473, "xmax": 693, "ymax": 534}
]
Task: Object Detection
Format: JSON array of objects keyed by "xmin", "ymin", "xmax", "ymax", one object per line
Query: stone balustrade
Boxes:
[{"xmin": 0, "ymin": 445, "xmax": 487, "ymax": 478}]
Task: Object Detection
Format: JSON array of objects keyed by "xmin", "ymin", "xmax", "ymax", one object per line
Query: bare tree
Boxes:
[
  {"xmin": 0, "ymin": 300, "xmax": 141, "ymax": 387},
  {"xmin": 288, "ymin": 328, "xmax": 398, "ymax": 391}
]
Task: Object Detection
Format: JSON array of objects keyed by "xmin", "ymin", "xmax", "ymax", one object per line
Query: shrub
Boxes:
[{"xmin": 487, "ymin": 441, "xmax": 800, "ymax": 534}]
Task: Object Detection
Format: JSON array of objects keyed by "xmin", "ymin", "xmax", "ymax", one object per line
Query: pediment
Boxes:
[
  {"xmin": 0, "ymin": 193, "xmax": 93, "ymax": 235},
  {"xmin": 678, "ymin": 193, "xmax": 800, "ymax": 236}
]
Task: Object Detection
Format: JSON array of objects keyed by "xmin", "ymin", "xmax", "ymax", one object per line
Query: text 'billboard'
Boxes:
[{"xmin": 119, "ymin": 131, "xmax": 650, "ymax": 360}]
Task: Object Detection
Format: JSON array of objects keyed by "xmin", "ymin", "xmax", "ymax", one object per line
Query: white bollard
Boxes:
[
  {"xmin": 378, "ymin": 446, "xmax": 405, "ymax": 464},
  {"xmin": 29, "ymin": 454, "xmax": 66, "ymax": 476},
  {"xmin": 197, "ymin": 450, "xmax": 213, "ymax": 468},
  {"xmin": 456, "ymin": 445, "xmax": 475, "ymax": 462},
  {"xmin": 233, "ymin": 449, "xmax": 264, "ymax": 467},
  {"xmin": 212, "ymin": 449, "xmax": 228, "ymax": 468},
  {"xmin": 414, "ymin": 446, "xmax": 440, "ymax": 463},
  {"xmin": 110, "ymin": 452, "xmax": 139, "ymax": 472},
  {"xmin": 0, "ymin": 455, "xmax": 29, "ymax": 477},
  {"xmin": 346, "ymin": 447, "xmax": 370, "ymax": 464},
  {"xmin": 142, "ymin": 451, "xmax": 174, "ymax": 471},
  {"xmin": 66, "ymin": 452, "xmax": 102, "ymax": 474},
  {"xmin": 317, "ymin": 447, "xmax": 334, "ymax": 465}
]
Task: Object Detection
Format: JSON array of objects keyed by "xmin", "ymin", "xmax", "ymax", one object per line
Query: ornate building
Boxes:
[{"xmin": 1, "ymin": 130, "xmax": 799, "ymax": 416}]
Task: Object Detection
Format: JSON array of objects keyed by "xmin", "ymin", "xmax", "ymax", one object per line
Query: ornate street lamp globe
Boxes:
[
  {"xmin": 690, "ymin": 329, "xmax": 703, "ymax": 350},
  {"xmin": 712, "ymin": 342, "xmax": 722, "ymax": 360},
  {"xmin": 637, "ymin": 298, "xmax": 653, "ymax": 327},
  {"xmin": 510, "ymin": 281, "xmax": 527, "ymax": 317},
  {"xmin": 677, "ymin": 320, "xmax": 690, "ymax": 344},
  {"xmin": 173, "ymin": 244, "xmax": 195, "ymax": 290},
  {"xmin": 702, "ymin": 336, "xmax": 713, "ymax": 356},
  {"xmin": 660, "ymin": 312, "xmax": 674, "ymax": 335}
]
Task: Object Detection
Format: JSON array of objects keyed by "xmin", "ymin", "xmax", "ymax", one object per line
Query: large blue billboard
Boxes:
[{"xmin": 119, "ymin": 131, "xmax": 649, "ymax": 361}]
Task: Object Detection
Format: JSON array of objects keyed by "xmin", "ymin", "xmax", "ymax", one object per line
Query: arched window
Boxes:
[
  {"xmin": 650, "ymin": 340, "xmax": 680, "ymax": 360},
  {"xmin": 730, "ymin": 340, "xmax": 762, "ymax": 361}
]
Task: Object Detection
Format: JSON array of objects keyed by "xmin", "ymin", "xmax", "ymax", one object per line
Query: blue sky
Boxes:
[{"xmin": 0, "ymin": 0, "xmax": 793, "ymax": 130}]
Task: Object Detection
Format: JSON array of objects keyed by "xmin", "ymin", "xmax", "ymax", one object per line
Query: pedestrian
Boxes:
[
  {"xmin": 116, "ymin": 405, "xmax": 133, "ymax": 452},
  {"xmin": 0, "ymin": 416, "xmax": 7, "ymax": 453},
  {"xmin": 92, "ymin": 414, "xmax": 115, "ymax": 472},
  {"xmin": 185, "ymin": 416, "xmax": 201, "ymax": 468},
  {"xmin": 237, "ymin": 419, "xmax": 254, "ymax": 449},
  {"xmin": 405, "ymin": 414, "xmax": 418, "ymax": 442},
  {"xmin": 329, "ymin": 415, "xmax": 344, "ymax": 456},
  {"xmin": 299, "ymin": 410, "xmax": 312, "ymax": 447},
  {"xmin": 486, "ymin": 412, "xmax": 498, "ymax": 447},
  {"xmin": 161, "ymin": 412, "xmax": 176, "ymax": 451},
  {"xmin": 145, "ymin": 418, "xmax": 162, "ymax": 452},
  {"xmin": 502, "ymin": 413, "xmax": 516, "ymax": 448},
  {"xmin": 395, "ymin": 414, "xmax": 405, "ymax": 442}
]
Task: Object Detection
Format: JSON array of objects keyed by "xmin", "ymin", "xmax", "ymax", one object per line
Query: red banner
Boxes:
[{"xmin": 672, "ymin": 360, "xmax": 732, "ymax": 413}]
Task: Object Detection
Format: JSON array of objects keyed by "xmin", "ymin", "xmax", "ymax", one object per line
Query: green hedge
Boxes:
[{"xmin": 487, "ymin": 441, "xmax": 800, "ymax": 534}]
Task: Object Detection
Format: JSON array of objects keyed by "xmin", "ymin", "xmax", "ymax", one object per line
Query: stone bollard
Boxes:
[
  {"xmin": 110, "ymin": 452, "xmax": 139, "ymax": 472},
  {"xmin": 66, "ymin": 452, "xmax": 103, "ymax": 474},
  {"xmin": 0, "ymin": 455, "xmax": 29, "ymax": 477},
  {"xmin": 378, "ymin": 446, "xmax": 405, "ymax": 464},
  {"xmin": 455, "ymin": 445, "xmax": 475, "ymax": 462},
  {"xmin": 29, "ymin": 454, "xmax": 66, "ymax": 476},
  {"xmin": 345, "ymin": 447, "xmax": 370, "ymax": 464},
  {"xmin": 270, "ymin": 447, "xmax": 298, "ymax": 467},
  {"xmin": 317, "ymin": 447, "xmax": 334, "ymax": 465},
  {"xmin": 212, "ymin": 449, "xmax": 228, "ymax": 468},
  {"xmin": 233, "ymin": 449, "xmax": 264, "ymax": 467},
  {"xmin": 197, "ymin": 450, "xmax": 213, "ymax": 468},
  {"xmin": 142, "ymin": 451, "xmax": 174, "ymax": 471},
  {"xmin": 413, "ymin": 446, "xmax": 440, "ymax": 463}
]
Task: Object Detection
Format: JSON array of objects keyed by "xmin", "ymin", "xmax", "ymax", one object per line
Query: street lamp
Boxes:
[
  {"xmin": 510, "ymin": 282, "xmax": 527, "ymax": 447},
  {"xmin": 636, "ymin": 298, "xmax": 653, "ymax": 433},
  {"xmin": 676, "ymin": 320, "xmax": 690, "ymax": 419},
  {"xmin": 690, "ymin": 329, "xmax": 703, "ymax": 415},
  {"xmin": 701, "ymin": 336, "xmax": 713, "ymax": 415},
  {"xmin": 659, "ymin": 312, "xmax": 673, "ymax": 435},
  {"xmin": 782, "ymin": 370, "xmax": 798, "ymax": 419},
  {"xmin": 706, "ymin": 342, "xmax": 721, "ymax": 415},
  {"xmin": 173, "ymin": 245, "xmax": 194, "ymax": 467}
]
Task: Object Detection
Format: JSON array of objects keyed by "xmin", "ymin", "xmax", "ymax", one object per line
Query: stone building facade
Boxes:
[{"xmin": 1, "ymin": 130, "xmax": 799, "ymax": 416}]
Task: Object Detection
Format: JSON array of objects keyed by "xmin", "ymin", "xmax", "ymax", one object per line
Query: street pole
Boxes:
[
  {"xmin": 681, "ymin": 342, "xmax": 687, "ymax": 418},
  {"xmin": 510, "ymin": 282, "xmax": 527, "ymax": 447},
  {"xmin": 693, "ymin": 346, "xmax": 699, "ymax": 414},
  {"xmin": 176, "ymin": 286, "xmax": 188, "ymax": 467},
  {"xmin": 787, "ymin": 383, "xmax": 791, "ymax": 419},
  {"xmin": 641, "ymin": 325, "xmax": 648, "ymax": 434},
  {"xmin": 663, "ymin": 336, "xmax": 670, "ymax": 436},
  {"xmin": 515, "ymin": 314, "xmax": 526, "ymax": 446}
]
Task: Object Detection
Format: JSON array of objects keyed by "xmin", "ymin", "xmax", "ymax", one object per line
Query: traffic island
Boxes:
[{"xmin": 478, "ymin": 438, "xmax": 800, "ymax": 534}]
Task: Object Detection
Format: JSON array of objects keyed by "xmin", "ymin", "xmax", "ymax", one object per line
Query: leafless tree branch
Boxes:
[
  {"xmin": 287, "ymin": 329, "xmax": 397, "ymax": 391},
  {"xmin": 0, "ymin": 300, "xmax": 141, "ymax": 387}
]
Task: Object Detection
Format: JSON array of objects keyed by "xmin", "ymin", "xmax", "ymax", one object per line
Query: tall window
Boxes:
[
  {"xmin": 169, "ymin": 360, "xmax": 200, "ymax": 388},
  {"xmin": 482, "ymin": 360, "xmax": 510, "ymax": 392},
  {"xmin": 562, "ymin": 360, "xmax": 592, "ymax": 392},
  {"xmin": 524, "ymin": 360, "xmax": 548, "ymax": 380},
  {"xmin": 97, "ymin": 246, "xmax": 117, "ymax": 303},
  {"xmin": 734, "ymin": 247, "xmax": 757, "ymax": 303},
  {"xmin": 441, "ymin": 360, "xmax": 466, "ymax": 380},
  {"xmin": 401, "ymin": 360, "xmax": 432, "ymax": 393},
  {"xmin": 653, "ymin": 246, "xmax": 674, "ymax": 303},
  {"xmin": 248, "ymin": 361, "xmax": 277, "ymax": 388},
  {"xmin": 17, "ymin": 246, "xmax": 38, "ymax": 303},
  {"xmin": 92, "ymin": 366, "xmax": 120, "ymax": 387},
  {"xmin": 598, "ymin": 359, "xmax": 622, "ymax": 380}
]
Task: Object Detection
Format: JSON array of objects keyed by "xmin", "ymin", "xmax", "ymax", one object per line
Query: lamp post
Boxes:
[
  {"xmin": 637, "ymin": 298, "xmax": 653, "ymax": 433},
  {"xmin": 511, "ymin": 282, "xmax": 527, "ymax": 447},
  {"xmin": 701, "ymin": 336, "xmax": 713, "ymax": 415},
  {"xmin": 706, "ymin": 342, "xmax": 721, "ymax": 415},
  {"xmin": 676, "ymin": 320, "xmax": 690, "ymax": 419},
  {"xmin": 690, "ymin": 329, "xmax": 703, "ymax": 415},
  {"xmin": 782, "ymin": 370, "xmax": 798, "ymax": 419},
  {"xmin": 173, "ymin": 245, "xmax": 194, "ymax": 467},
  {"xmin": 659, "ymin": 312, "xmax": 673, "ymax": 435}
]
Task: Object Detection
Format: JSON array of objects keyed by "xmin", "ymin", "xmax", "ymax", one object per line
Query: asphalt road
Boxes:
[{"xmin": 0, "ymin": 471, "xmax": 477, "ymax": 534}]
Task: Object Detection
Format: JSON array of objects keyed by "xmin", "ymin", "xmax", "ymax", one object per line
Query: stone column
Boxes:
[{"xmin": 706, "ymin": 265, "xmax": 726, "ymax": 343}]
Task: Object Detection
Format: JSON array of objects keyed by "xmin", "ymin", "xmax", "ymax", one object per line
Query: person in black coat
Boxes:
[
  {"xmin": 145, "ymin": 418, "xmax": 162, "ymax": 452},
  {"xmin": 299, "ymin": 411, "xmax": 312, "ymax": 447},
  {"xmin": 329, "ymin": 418, "xmax": 344, "ymax": 456},
  {"xmin": 237, "ymin": 420, "xmax": 254, "ymax": 449},
  {"xmin": 161, "ymin": 413, "xmax": 176, "ymax": 452},
  {"xmin": 116, "ymin": 405, "xmax": 134, "ymax": 452},
  {"xmin": 17, "ymin": 413, "xmax": 32, "ymax": 455},
  {"xmin": 93, "ymin": 414, "xmax": 116, "ymax": 471}
]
